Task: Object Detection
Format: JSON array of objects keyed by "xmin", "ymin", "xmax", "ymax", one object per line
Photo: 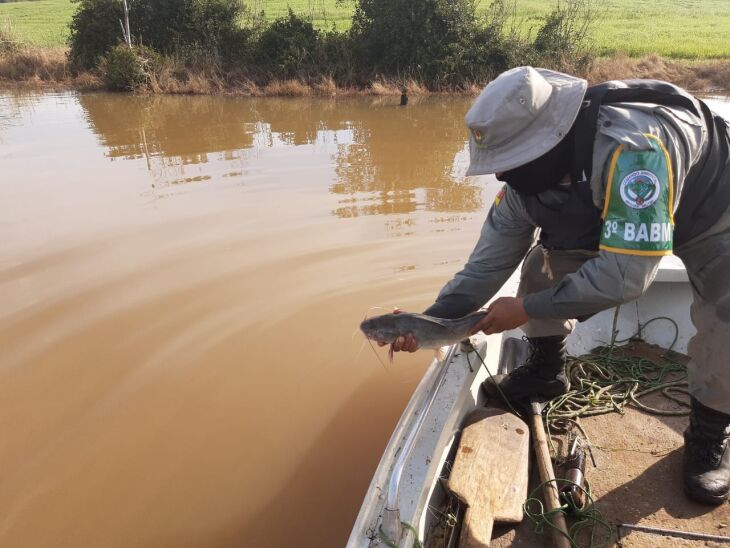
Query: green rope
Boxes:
[
  {"xmin": 376, "ymin": 522, "xmax": 423, "ymax": 548},
  {"xmin": 614, "ymin": 316, "xmax": 681, "ymax": 351},
  {"xmin": 523, "ymin": 479, "xmax": 614, "ymax": 548},
  {"xmin": 545, "ymin": 336, "xmax": 690, "ymax": 423},
  {"xmin": 460, "ymin": 315, "xmax": 689, "ymax": 548},
  {"xmin": 465, "ymin": 343, "xmax": 523, "ymax": 418}
]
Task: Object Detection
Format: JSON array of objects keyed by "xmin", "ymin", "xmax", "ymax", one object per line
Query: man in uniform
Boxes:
[{"xmin": 390, "ymin": 66, "xmax": 730, "ymax": 505}]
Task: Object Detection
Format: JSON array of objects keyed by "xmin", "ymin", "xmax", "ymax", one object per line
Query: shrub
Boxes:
[
  {"xmin": 68, "ymin": 0, "xmax": 122, "ymax": 68},
  {"xmin": 349, "ymin": 0, "xmax": 479, "ymax": 81},
  {"xmin": 66, "ymin": 0, "xmax": 599, "ymax": 91},
  {"xmin": 99, "ymin": 43, "xmax": 150, "ymax": 90},
  {"xmin": 132, "ymin": 0, "xmax": 247, "ymax": 57},
  {"xmin": 318, "ymin": 29, "xmax": 356, "ymax": 83},
  {"xmin": 253, "ymin": 9, "xmax": 321, "ymax": 78},
  {"xmin": 438, "ymin": 1, "xmax": 526, "ymax": 87},
  {"xmin": 533, "ymin": 0, "xmax": 596, "ymax": 72},
  {"xmin": 68, "ymin": 0, "xmax": 249, "ymax": 69}
]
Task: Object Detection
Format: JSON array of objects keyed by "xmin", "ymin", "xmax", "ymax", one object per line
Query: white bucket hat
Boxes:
[{"xmin": 465, "ymin": 66, "xmax": 587, "ymax": 176}]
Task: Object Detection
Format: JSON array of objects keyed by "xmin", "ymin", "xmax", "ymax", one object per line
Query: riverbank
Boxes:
[{"xmin": 2, "ymin": 49, "xmax": 730, "ymax": 96}]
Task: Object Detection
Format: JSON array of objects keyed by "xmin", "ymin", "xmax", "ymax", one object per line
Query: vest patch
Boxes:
[
  {"xmin": 600, "ymin": 135, "xmax": 674, "ymax": 256},
  {"xmin": 619, "ymin": 170, "xmax": 661, "ymax": 209}
]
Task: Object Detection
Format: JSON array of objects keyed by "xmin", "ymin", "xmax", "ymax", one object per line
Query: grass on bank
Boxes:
[
  {"xmin": 0, "ymin": 0, "xmax": 74, "ymax": 47},
  {"xmin": 2, "ymin": 0, "xmax": 730, "ymax": 59},
  {"xmin": 514, "ymin": 0, "xmax": 730, "ymax": 59}
]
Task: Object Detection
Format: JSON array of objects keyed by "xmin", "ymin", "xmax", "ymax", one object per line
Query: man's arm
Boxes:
[
  {"xmin": 522, "ymin": 252, "xmax": 661, "ymax": 319},
  {"xmin": 424, "ymin": 186, "xmax": 536, "ymax": 319}
]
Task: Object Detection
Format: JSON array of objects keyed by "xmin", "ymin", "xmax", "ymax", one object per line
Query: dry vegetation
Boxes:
[
  {"xmin": 0, "ymin": 47, "xmax": 98, "ymax": 89},
  {"xmin": 0, "ymin": 45, "xmax": 442, "ymax": 95},
  {"xmin": 3, "ymin": 48, "xmax": 730, "ymax": 97},
  {"xmin": 589, "ymin": 54, "xmax": 730, "ymax": 94}
]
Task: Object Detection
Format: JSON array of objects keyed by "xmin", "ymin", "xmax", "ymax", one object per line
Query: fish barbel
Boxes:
[{"xmin": 359, "ymin": 310, "xmax": 488, "ymax": 349}]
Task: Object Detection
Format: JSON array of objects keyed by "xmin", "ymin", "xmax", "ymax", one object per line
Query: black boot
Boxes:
[
  {"xmin": 483, "ymin": 335, "xmax": 569, "ymax": 402},
  {"xmin": 683, "ymin": 397, "xmax": 730, "ymax": 505}
]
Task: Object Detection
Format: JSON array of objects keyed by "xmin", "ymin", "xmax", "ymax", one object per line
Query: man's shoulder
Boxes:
[
  {"xmin": 489, "ymin": 184, "xmax": 536, "ymax": 229},
  {"xmin": 595, "ymin": 102, "xmax": 703, "ymax": 151},
  {"xmin": 596, "ymin": 105, "xmax": 652, "ymax": 149},
  {"xmin": 586, "ymin": 104, "xmax": 681, "ymax": 209},
  {"xmin": 590, "ymin": 103, "xmax": 704, "ymax": 191}
]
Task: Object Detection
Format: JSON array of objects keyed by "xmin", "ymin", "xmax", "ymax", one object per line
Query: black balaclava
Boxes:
[{"xmin": 497, "ymin": 128, "xmax": 575, "ymax": 196}]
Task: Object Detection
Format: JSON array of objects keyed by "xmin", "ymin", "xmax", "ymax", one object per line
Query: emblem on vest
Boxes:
[
  {"xmin": 619, "ymin": 170, "xmax": 661, "ymax": 209},
  {"xmin": 599, "ymin": 138, "xmax": 673, "ymax": 256}
]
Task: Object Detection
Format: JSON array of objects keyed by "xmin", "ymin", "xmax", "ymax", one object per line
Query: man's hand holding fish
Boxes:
[
  {"xmin": 375, "ymin": 308, "xmax": 418, "ymax": 352},
  {"xmin": 469, "ymin": 297, "xmax": 530, "ymax": 336}
]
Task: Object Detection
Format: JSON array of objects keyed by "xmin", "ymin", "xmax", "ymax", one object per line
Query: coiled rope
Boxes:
[{"xmin": 465, "ymin": 314, "xmax": 690, "ymax": 547}]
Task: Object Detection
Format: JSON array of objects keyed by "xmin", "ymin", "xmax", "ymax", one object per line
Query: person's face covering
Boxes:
[{"xmin": 497, "ymin": 129, "xmax": 574, "ymax": 195}]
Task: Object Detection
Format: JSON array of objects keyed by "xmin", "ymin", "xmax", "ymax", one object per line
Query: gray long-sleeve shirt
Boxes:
[{"xmin": 425, "ymin": 100, "xmax": 707, "ymax": 320}]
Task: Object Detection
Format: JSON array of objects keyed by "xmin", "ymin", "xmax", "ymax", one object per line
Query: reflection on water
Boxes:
[
  {"xmin": 77, "ymin": 94, "xmax": 481, "ymax": 217},
  {"xmin": 0, "ymin": 91, "xmax": 495, "ymax": 548},
  {"xmin": 0, "ymin": 94, "xmax": 31, "ymax": 138},
  {"xmin": 327, "ymin": 100, "xmax": 479, "ymax": 216}
]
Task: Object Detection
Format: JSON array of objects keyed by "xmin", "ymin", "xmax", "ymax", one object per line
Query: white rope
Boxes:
[{"xmin": 541, "ymin": 247, "xmax": 555, "ymax": 280}]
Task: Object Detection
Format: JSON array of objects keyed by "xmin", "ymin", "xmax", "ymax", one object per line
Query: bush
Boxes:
[
  {"xmin": 99, "ymin": 44, "xmax": 151, "ymax": 90},
  {"xmin": 318, "ymin": 29, "xmax": 356, "ymax": 83},
  {"xmin": 349, "ymin": 0, "xmax": 479, "ymax": 81},
  {"xmin": 68, "ymin": 0, "xmax": 122, "ymax": 68},
  {"xmin": 133, "ymin": 0, "xmax": 247, "ymax": 57},
  {"xmin": 68, "ymin": 0, "xmax": 249, "ymax": 69},
  {"xmin": 439, "ymin": 30, "xmax": 511, "ymax": 87},
  {"xmin": 438, "ymin": 1, "xmax": 527, "ymax": 87},
  {"xmin": 67, "ymin": 0, "xmax": 599, "ymax": 91},
  {"xmin": 533, "ymin": 0, "xmax": 596, "ymax": 72},
  {"xmin": 252, "ymin": 9, "xmax": 321, "ymax": 78}
]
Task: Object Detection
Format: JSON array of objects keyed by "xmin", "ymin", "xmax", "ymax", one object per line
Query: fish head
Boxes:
[{"xmin": 359, "ymin": 314, "xmax": 400, "ymax": 344}]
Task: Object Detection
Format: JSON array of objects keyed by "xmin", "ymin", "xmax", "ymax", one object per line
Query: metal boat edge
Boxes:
[{"xmin": 347, "ymin": 256, "xmax": 692, "ymax": 547}]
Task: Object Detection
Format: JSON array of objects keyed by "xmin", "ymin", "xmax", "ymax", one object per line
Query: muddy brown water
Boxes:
[
  {"xmin": 0, "ymin": 93, "xmax": 500, "ymax": 548},
  {"xmin": 3, "ymin": 93, "xmax": 729, "ymax": 548}
]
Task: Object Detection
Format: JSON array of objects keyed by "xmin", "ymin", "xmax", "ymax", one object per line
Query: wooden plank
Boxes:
[{"xmin": 448, "ymin": 408, "xmax": 530, "ymax": 547}]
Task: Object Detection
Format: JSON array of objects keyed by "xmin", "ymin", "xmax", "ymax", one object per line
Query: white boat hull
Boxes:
[{"xmin": 347, "ymin": 256, "xmax": 692, "ymax": 548}]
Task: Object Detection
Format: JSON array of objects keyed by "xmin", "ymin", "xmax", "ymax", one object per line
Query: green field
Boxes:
[
  {"xmin": 2, "ymin": 0, "xmax": 730, "ymax": 59},
  {"xmin": 0, "ymin": 0, "xmax": 74, "ymax": 46}
]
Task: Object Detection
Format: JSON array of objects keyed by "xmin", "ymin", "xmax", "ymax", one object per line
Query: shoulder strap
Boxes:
[{"xmin": 571, "ymin": 80, "xmax": 703, "ymax": 184}]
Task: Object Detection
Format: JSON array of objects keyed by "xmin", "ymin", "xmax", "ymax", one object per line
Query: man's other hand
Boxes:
[{"xmin": 469, "ymin": 297, "xmax": 530, "ymax": 335}]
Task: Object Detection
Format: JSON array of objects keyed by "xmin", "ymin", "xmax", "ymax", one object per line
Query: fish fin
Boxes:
[
  {"xmin": 388, "ymin": 344, "xmax": 395, "ymax": 363},
  {"xmin": 363, "ymin": 306, "xmax": 400, "ymax": 320}
]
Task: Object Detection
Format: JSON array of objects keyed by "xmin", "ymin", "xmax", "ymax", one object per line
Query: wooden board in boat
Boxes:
[{"xmin": 448, "ymin": 408, "xmax": 530, "ymax": 547}]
